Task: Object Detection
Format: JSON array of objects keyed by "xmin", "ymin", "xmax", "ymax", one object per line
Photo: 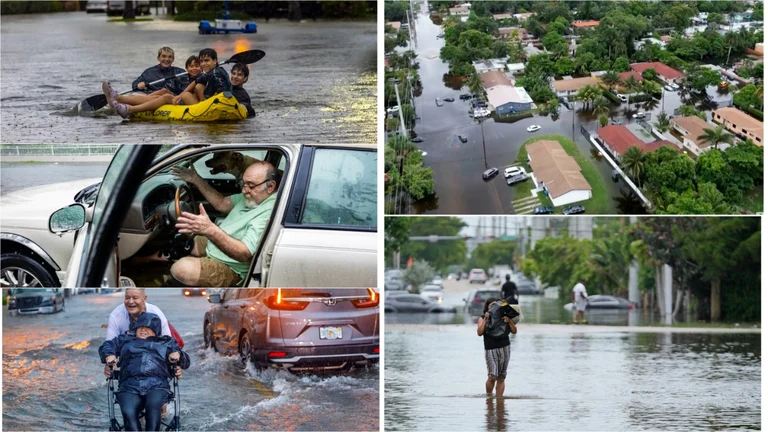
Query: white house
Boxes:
[
  {"xmin": 506, "ymin": 63, "xmax": 525, "ymax": 75},
  {"xmin": 449, "ymin": 6, "xmax": 470, "ymax": 16},
  {"xmin": 472, "ymin": 58, "xmax": 509, "ymax": 74},
  {"xmin": 527, "ymin": 140, "xmax": 592, "ymax": 207}
]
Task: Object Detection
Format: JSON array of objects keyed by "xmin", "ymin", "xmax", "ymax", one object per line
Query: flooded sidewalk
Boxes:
[{"xmin": 0, "ymin": 13, "xmax": 376, "ymax": 144}]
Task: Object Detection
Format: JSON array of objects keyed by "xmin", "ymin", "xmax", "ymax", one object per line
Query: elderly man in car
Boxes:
[{"xmin": 168, "ymin": 160, "xmax": 278, "ymax": 287}]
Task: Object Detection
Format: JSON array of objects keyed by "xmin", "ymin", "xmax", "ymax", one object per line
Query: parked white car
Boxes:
[
  {"xmin": 504, "ymin": 166, "xmax": 528, "ymax": 178},
  {"xmin": 420, "ymin": 284, "xmax": 443, "ymax": 303},
  {"xmin": 1, "ymin": 178, "xmax": 101, "ymax": 287},
  {"xmin": 473, "ymin": 109, "xmax": 491, "ymax": 118},
  {"xmin": 44, "ymin": 144, "xmax": 377, "ymax": 288},
  {"xmin": 526, "ymin": 125, "xmax": 541, "ymax": 132},
  {"xmin": 632, "ymin": 112, "xmax": 646, "ymax": 119},
  {"xmin": 386, "ymin": 106, "xmax": 400, "ymax": 114},
  {"xmin": 468, "ymin": 268, "xmax": 488, "ymax": 284}
]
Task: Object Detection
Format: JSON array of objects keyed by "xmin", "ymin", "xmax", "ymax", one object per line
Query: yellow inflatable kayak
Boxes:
[{"xmin": 132, "ymin": 92, "xmax": 247, "ymax": 122}]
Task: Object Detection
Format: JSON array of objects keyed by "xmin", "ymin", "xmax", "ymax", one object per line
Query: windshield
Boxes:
[
  {"xmin": 9, "ymin": 289, "xmax": 55, "ymax": 294},
  {"xmin": 91, "ymin": 146, "xmax": 133, "ymax": 231}
]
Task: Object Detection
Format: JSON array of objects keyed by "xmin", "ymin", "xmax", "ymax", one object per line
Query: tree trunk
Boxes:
[
  {"xmin": 671, "ymin": 284, "xmax": 684, "ymax": 321},
  {"xmin": 655, "ymin": 265, "xmax": 664, "ymax": 315},
  {"xmin": 710, "ymin": 278, "xmax": 721, "ymax": 321}
]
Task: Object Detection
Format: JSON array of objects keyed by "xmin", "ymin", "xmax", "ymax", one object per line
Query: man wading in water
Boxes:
[{"xmin": 477, "ymin": 298, "xmax": 517, "ymax": 397}]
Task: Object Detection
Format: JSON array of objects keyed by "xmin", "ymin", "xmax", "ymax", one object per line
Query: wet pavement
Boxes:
[
  {"xmin": 1, "ymin": 12, "xmax": 376, "ymax": 144},
  {"xmin": 385, "ymin": 325, "xmax": 760, "ymax": 431},
  {"xmin": 399, "ymin": 2, "xmax": 692, "ymax": 214},
  {"xmin": 2, "ymin": 289, "xmax": 379, "ymax": 431},
  {"xmin": 0, "ymin": 162, "xmax": 108, "ymax": 195}
]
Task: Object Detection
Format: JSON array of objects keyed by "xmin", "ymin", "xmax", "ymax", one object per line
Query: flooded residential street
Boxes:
[
  {"xmin": 2, "ymin": 290, "xmax": 379, "ymax": 431},
  {"xmin": 0, "ymin": 12, "xmax": 376, "ymax": 144},
  {"xmin": 385, "ymin": 282, "xmax": 760, "ymax": 431},
  {"xmin": 400, "ymin": 2, "xmax": 691, "ymax": 214}
]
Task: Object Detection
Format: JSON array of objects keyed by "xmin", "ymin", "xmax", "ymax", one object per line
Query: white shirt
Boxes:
[
  {"xmin": 106, "ymin": 302, "xmax": 171, "ymax": 340},
  {"xmin": 573, "ymin": 283, "xmax": 588, "ymax": 302}
]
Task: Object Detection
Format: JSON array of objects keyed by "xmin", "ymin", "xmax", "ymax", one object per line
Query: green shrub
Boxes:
[
  {"xmin": 492, "ymin": 111, "xmax": 534, "ymax": 123},
  {"xmin": 603, "ymin": 89, "xmax": 622, "ymax": 104},
  {"xmin": 744, "ymin": 106, "xmax": 764, "ymax": 121}
]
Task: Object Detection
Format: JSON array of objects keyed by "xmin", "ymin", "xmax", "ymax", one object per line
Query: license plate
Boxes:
[{"xmin": 319, "ymin": 326, "xmax": 342, "ymax": 340}]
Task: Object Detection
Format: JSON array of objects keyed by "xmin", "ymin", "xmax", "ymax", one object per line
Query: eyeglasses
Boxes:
[{"xmin": 237, "ymin": 179, "xmax": 272, "ymax": 191}]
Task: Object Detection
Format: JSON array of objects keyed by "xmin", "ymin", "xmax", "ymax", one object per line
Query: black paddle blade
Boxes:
[
  {"xmin": 223, "ymin": 49, "xmax": 266, "ymax": 65},
  {"xmin": 84, "ymin": 94, "xmax": 108, "ymax": 111}
]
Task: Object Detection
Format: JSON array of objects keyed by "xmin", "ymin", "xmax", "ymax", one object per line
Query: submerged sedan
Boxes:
[{"xmin": 564, "ymin": 295, "xmax": 637, "ymax": 310}]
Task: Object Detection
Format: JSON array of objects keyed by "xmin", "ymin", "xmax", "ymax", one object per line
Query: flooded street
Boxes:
[
  {"xmin": 402, "ymin": 2, "xmax": 690, "ymax": 214},
  {"xmin": 0, "ymin": 162, "xmax": 108, "ymax": 195},
  {"xmin": 2, "ymin": 290, "xmax": 379, "ymax": 431},
  {"xmin": 385, "ymin": 280, "xmax": 760, "ymax": 430},
  {"xmin": 385, "ymin": 325, "xmax": 760, "ymax": 431},
  {"xmin": 0, "ymin": 12, "xmax": 376, "ymax": 144}
]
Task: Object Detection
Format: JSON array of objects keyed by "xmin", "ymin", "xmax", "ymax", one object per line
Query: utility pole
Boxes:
[
  {"xmin": 392, "ymin": 79, "xmax": 407, "ymax": 136},
  {"xmin": 478, "ymin": 116, "xmax": 488, "ymax": 168}
]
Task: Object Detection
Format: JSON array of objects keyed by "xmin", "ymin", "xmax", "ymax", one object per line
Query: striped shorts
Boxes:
[{"xmin": 485, "ymin": 345, "xmax": 511, "ymax": 378}]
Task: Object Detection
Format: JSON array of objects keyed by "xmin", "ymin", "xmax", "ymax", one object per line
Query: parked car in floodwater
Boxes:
[
  {"xmin": 563, "ymin": 295, "xmax": 637, "ymax": 311},
  {"xmin": 204, "ymin": 288, "xmax": 379, "ymax": 371},
  {"xmin": 464, "ymin": 289, "xmax": 501, "ymax": 317},
  {"xmin": 385, "ymin": 294, "xmax": 456, "ymax": 313},
  {"xmin": 7, "ymin": 288, "xmax": 65, "ymax": 316}
]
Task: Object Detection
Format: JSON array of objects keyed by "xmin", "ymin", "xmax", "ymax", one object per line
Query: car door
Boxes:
[
  {"xmin": 261, "ymin": 145, "xmax": 377, "ymax": 287},
  {"xmin": 213, "ymin": 288, "xmax": 241, "ymax": 353},
  {"xmin": 57, "ymin": 145, "xmax": 160, "ymax": 287}
]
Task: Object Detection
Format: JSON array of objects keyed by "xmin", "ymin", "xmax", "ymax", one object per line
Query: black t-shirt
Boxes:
[
  {"xmin": 483, "ymin": 318, "xmax": 512, "ymax": 350},
  {"xmin": 232, "ymin": 85, "xmax": 255, "ymax": 118},
  {"xmin": 195, "ymin": 65, "xmax": 233, "ymax": 99},
  {"xmin": 501, "ymin": 281, "xmax": 518, "ymax": 303}
]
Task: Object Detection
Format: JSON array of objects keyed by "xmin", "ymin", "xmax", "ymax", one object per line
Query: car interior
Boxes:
[{"xmin": 109, "ymin": 148, "xmax": 287, "ymax": 287}]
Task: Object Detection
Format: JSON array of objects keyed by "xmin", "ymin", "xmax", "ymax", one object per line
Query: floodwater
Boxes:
[
  {"xmin": 385, "ymin": 325, "xmax": 760, "ymax": 431},
  {"xmin": 2, "ymin": 290, "xmax": 379, "ymax": 431},
  {"xmin": 397, "ymin": 2, "xmax": 691, "ymax": 214},
  {"xmin": 0, "ymin": 12, "xmax": 376, "ymax": 144},
  {"xmin": 0, "ymin": 162, "xmax": 108, "ymax": 195}
]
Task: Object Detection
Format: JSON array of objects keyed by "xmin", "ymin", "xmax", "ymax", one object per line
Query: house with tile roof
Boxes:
[
  {"xmin": 670, "ymin": 115, "xmax": 722, "ymax": 155},
  {"xmin": 596, "ymin": 125, "xmax": 679, "ymax": 160},
  {"xmin": 630, "ymin": 62, "xmax": 685, "ymax": 84},
  {"xmin": 712, "ymin": 107, "xmax": 764, "ymax": 146},
  {"xmin": 527, "ymin": 140, "xmax": 592, "ymax": 207}
]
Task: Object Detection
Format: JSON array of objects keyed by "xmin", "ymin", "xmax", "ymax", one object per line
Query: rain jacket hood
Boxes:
[{"xmin": 132, "ymin": 312, "xmax": 163, "ymax": 336}]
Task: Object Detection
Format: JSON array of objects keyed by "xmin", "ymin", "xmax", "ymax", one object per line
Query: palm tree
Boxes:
[
  {"xmin": 621, "ymin": 146, "xmax": 645, "ymax": 186},
  {"xmin": 602, "ymin": 70, "xmax": 621, "ymax": 93},
  {"xmin": 754, "ymin": 84, "xmax": 763, "ymax": 110},
  {"xmin": 467, "ymin": 72, "xmax": 484, "ymax": 98},
  {"xmin": 653, "ymin": 111, "xmax": 671, "ymax": 132},
  {"xmin": 697, "ymin": 125, "xmax": 735, "ymax": 151},
  {"xmin": 592, "ymin": 97, "xmax": 610, "ymax": 117},
  {"xmin": 679, "ymin": 104, "xmax": 705, "ymax": 120},
  {"xmin": 599, "ymin": 114, "xmax": 609, "ymax": 127}
]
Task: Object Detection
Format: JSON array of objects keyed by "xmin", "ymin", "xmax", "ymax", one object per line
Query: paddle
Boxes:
[{"xmin": 79, "ymin": 49, "xmax": 266, "ymax": 112}]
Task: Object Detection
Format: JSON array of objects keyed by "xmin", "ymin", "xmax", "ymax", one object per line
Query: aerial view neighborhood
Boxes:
[{"xmin": 384, "ymin": 0, "xmax": 764, "ymax": 215}]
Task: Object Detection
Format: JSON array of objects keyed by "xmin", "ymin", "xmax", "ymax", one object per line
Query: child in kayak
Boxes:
[
  {"xmin": 173, "ymin": 48, "xmax": 233, "ymax": 106},
  {"xmin": 99, "ymin": 312, "xmax": 190, "ymax": 432},
  {"xmin": 230, "ymin": 63, "xmax": 255, "ymax": 118},
  {"xmin": 101, "ymin": 55, "xmax": 203, "ymax": 118},
  {"xmin": 132, "ymin": 47, "xmax": 187, "ymax": 95}
]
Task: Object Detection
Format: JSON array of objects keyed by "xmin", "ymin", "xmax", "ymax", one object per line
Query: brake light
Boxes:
[
  {"xmin": 352, "ymin": 288, "xmax": 379, "ymax": 308},
  {"xmin": 184, "ymin": 291, "xmax": 190, "ymax": 296},
  {"xmin": 373, "ymin": 347, "xmax": 380, "ymax": 354},
  {"xmin": 264, "ymin": 290, "xmax": 308, "ymax": 311},
  {"xmin": 472, "ymin": 298, "xmax": 485, "ymax": 303},
  {"xmin": 201, "ymin": 290, "xmax": 206, "ymax": 296},
  {"xmin": 267, "ymin": 352, "xmax": 287, "ymax": 358}
]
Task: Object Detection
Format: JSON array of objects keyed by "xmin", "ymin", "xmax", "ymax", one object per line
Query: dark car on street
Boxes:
[
  {"xmin": 458, "ymin": 135, "xmax": 468, "ymax": 143},
  {"xmin": 182, "ymin": 288, "xmax": 207, "ymax": 296},
  {"xmin": 464, "ymin": 289, "xmax": 501, "ymax": 317},
  {"xmin": 204, "ymin": 288, "xmax": 379, "ymax": 371},
  {"xmin": 460, "ymin": 94, "xmax": 473, "ymax": 100},
  {"xmin": 471, "ymin": 100, "xmax": 488, "ymax": 108},
  {"xmin": 411, "ymin": 137, "xmax": 424, "ymax": 143},
  {"xmin": 559, "ymin": 97, "xmax": 573, "ymax": 110},
  {"xmin": 483, "ymin": 167, "xmax": 499, "ymax": 181},
  {"xmin": 442, "ymin": 97, "xmax": 455, "ymax": 102},
  {"xmin": 505, "ymin": 173, "xmax": 528, "ymax": 185},
  {"xmin": 384, "ymin": 294, "xmax": 456, "ymax": 313},
  {"xmin": 533, "ymin": 206, "xmax": 554, "ymax": 215},
  {"xmin": 8, "ymin": 288, "xmax": 65, "ymax": 316},
  {"xmin": 562, "ymin": 205, "xmax": 586, "ymax": 215}
]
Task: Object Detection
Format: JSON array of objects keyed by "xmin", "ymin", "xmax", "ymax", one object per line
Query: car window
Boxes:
[
  {"xmin": 192, "ymin": 150, "xmax": 269, "ymax": 180},
  {"xmin": 299, "ymin": 148, "xmax": 376, "ymax": 228},
  {"xmin": 90, "ymin": 146, "xmax": 133, "ymax": 233},
  {"xmin": 222, "ymin": 289, "xmax": 238, "ymax": 301}
]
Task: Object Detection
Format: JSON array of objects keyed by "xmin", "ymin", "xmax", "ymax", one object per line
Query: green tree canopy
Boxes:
[{"xmin": 399, "ymin": 217, "xmax": 468, "ymax": 271}]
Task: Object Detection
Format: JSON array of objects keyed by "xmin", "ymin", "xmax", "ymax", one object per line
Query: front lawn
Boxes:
[{"xmin": 516, "ymin": 134, "xmax": 612, "ymax": 214}]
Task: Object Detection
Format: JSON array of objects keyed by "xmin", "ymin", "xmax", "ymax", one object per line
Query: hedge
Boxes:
[
  {"xmin": 603, "ymin": 89, "xmax": 622, "ymax": 104},
  {"xmin": 744, "ymin": 106, "xmax": 764, "ymax": 121}
]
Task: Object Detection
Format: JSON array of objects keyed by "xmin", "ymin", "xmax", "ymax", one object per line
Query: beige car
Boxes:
[{"xmin": 46, "ymin": 144, "xmax": 377, "ymax": 288}]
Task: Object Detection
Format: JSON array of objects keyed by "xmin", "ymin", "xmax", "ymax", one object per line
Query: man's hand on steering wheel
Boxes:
[
  {"xmin": 171, "ymin": 166, "xmax": 201, "ymax": 186},
  {"xmin": 176, "ymin": 204, "xmax": 215, "ymax": 237}
]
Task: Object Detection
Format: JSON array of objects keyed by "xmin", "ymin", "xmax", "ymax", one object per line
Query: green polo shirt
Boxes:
[{"xmin": 206, "ymin": 193, "xmax": 276, "ymax": 279}]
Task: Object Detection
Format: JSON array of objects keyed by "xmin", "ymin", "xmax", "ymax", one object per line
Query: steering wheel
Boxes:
[{"xmin": 172, "ymin": 184, "xmax": 198, "ymax": 223}]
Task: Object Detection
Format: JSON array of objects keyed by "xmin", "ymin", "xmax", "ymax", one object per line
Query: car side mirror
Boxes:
[
  {"xmin": 208, "ymin": 293, "xmax": 221, "ymax": 304},
  {"xmin": 49, "ymin": 204, "xmax": 86, "ymax": 234}
]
